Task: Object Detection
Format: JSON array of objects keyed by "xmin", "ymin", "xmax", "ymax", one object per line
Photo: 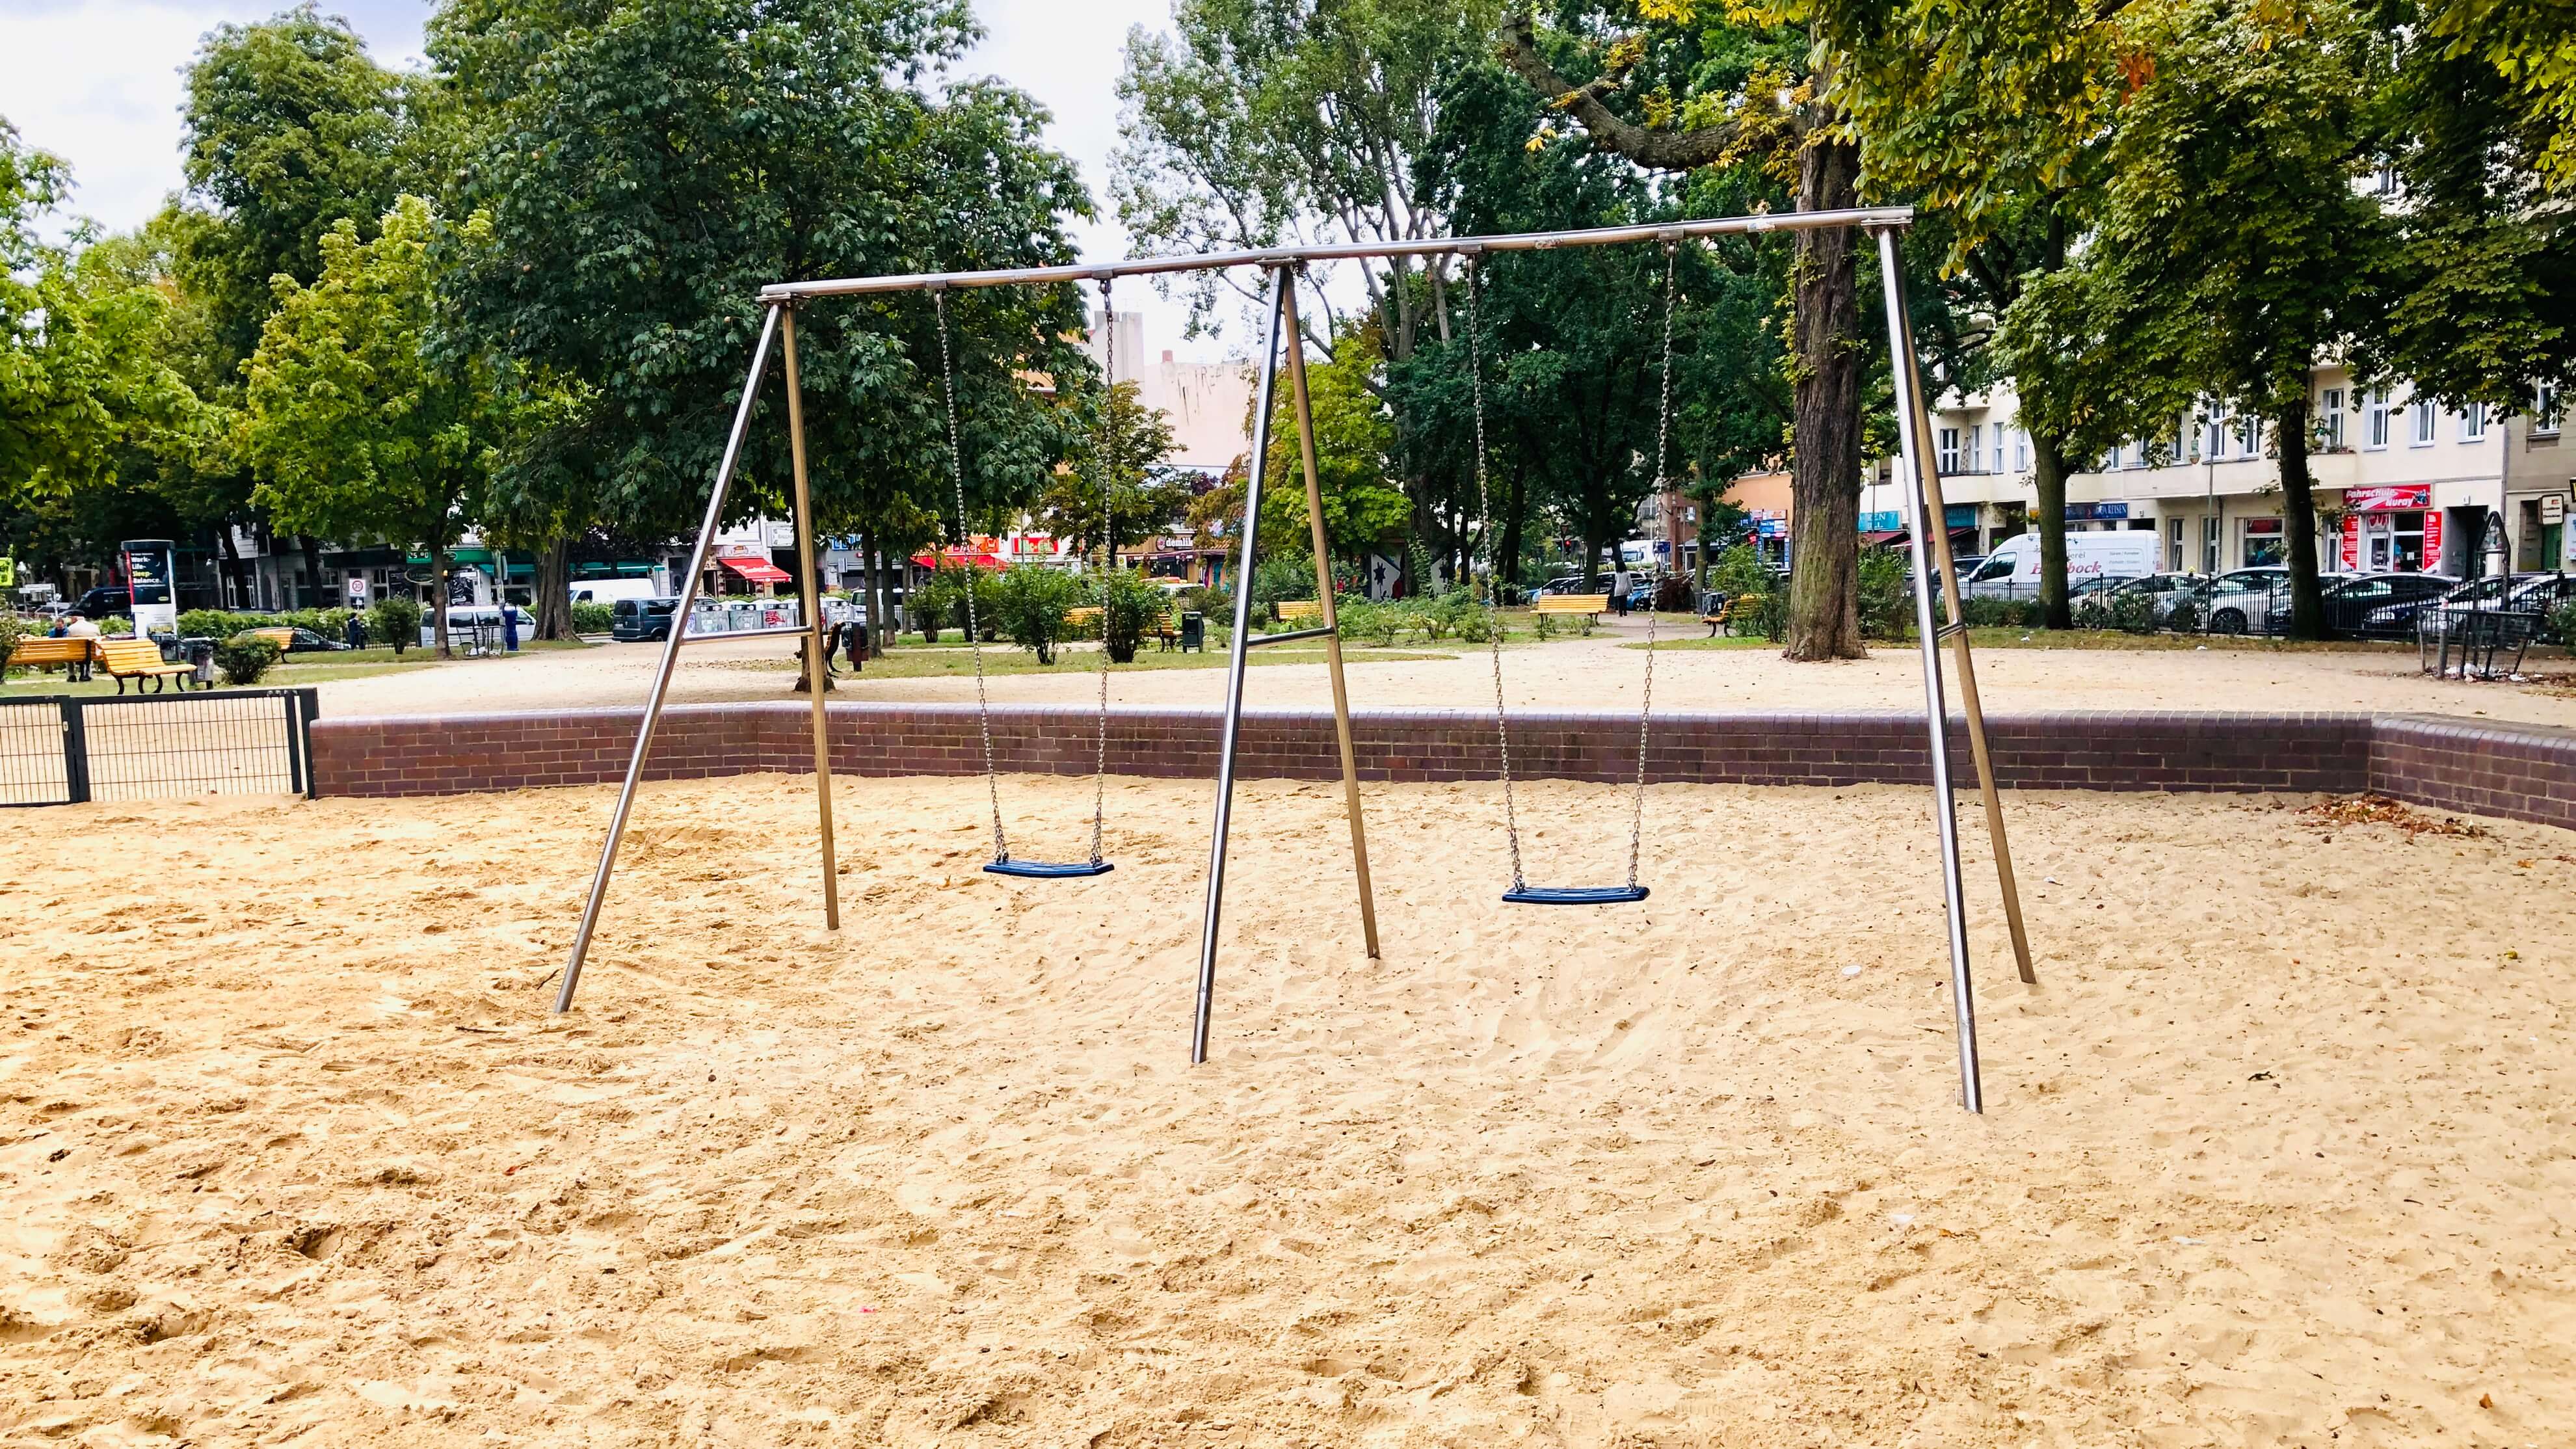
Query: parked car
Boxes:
[
  {"xmin": 611, "ymin": 596, "xmax": 681, "ymax": 642},
  {"xmin": 73, "ymin": 585, "xmax": 131, "ymax": 618},
  {"xmin": 2095, "ymin": 572, "xmax": 2207, "ymax": 622},
  {"xmin": 273, "ymin": 626, "xmax": 349, "ymax": 653},
  {"xmin": 570, "ymin": 577, "xmax": 667, "ymax": 606},
  {"xmin": 2203, "ymin": 569, "xmax": 2455, "ymax": 637}
]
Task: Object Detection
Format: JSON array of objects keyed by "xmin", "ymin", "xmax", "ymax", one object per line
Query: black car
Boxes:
[
  {"xmin": 73, "ymin": 585, "xmax": 131, "ymax": 618},
  {"xmin": 611, "ymin": 596, "xmax": 681, "ymax": 641},
  {"xmin": 277, "ymin": 626, "xmax": 349, "ymax": 653}
]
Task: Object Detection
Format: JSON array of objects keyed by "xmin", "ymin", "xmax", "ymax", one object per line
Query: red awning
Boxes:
[
  {"xmin": 718, "ymin": 555, "xmax": 793, "ymax": 583},
  {"xmin": 910, "ymin": 550, "xmax": 1007, "ymax": 572},
  {"xmin": 1860, "ymin": 530, "xmax": 1906, "ymax": 546}
]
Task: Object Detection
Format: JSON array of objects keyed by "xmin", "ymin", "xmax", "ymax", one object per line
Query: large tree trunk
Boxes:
[
  {"xmin": 430, "ymin": 542, "xmax": 452, "ymax": 658},
  {"xmin": 533, "ymin": 537, "xmax": 574, "ymax": 641},
  {"xmin": 2276, "ymin": 395, "xmax": 2327, "ymax": 639},
  {"xmin": 1782, "ymin": 139, "xmax": 1868, "ymax": 661},
  {"xmin": 2031, "ymin": 432, "xmax": 2073, "ymax": 629}
]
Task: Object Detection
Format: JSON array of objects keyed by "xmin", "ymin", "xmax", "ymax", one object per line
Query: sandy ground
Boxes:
[
  {"xmin": 315, "ymin": 621, "xmax": 2576, "ymax": 730},
  {"xmin": 5, "ymin": 773, "xmax": 2574, "ymax": 1446}
]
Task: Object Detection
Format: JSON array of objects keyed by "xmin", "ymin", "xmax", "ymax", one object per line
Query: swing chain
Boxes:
[
  {"xmin": 1629, "ymin": 240, "xmax": 1678, "ymax": 890},
  {"xmin": 1462, "ymin": 253, "xmax": 1526, "ymax": 894},
  {"xmin": 935, "ymin": 289, "xmax": 1011, "ymax": 865},
  {"xmin": 1089, "ymin": 277, "xmax": 1115, "ymax": 868}
]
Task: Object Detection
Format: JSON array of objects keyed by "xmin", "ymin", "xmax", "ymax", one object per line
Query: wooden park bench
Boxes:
[
  {"xmin": 247, "ymin": 626, "xmax": 297, "ymax": 652},
  {"xmin": 1532, "ymin": 593, "xmax": 1610, "ymax": 621},
  {"xmin": 1275, "ymin": 598, "xmax": 1324, "ymax": 624},
  {"xmin": 1069, "ymin": 603, "xmax": 1184, "ymax": 650},
  {"xmin": 96, "ymin": 638, "xmax": 199, "ymax": 694},
  {"xmin": 1701, "ymin": 594, "xmax": 1766, "ymax": 637},
  {"xmin": 5, "ymin": 635, "xmax": 94, "ymax": 681}
]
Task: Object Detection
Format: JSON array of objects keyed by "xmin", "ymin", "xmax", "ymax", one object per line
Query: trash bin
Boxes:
[
  {"xmin": 178, "ymin": 637, "xmax": 217, "ymax": 689},
  {"xmin": 1179, "ymin": 611, "xmax": 1204, "ymax": 653}
]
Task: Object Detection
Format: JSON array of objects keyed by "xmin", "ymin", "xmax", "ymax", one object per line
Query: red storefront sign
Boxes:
[{"xmin": 2346, "ymin": 485, "xmax": 2430, "ymax": 512}]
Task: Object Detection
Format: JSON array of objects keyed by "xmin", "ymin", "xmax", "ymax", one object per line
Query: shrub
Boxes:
[
  {"xmin": 1250, "ymin": 555, "xmax": 1315, "ymax": 622},
  {"xmin": 992, "ymin": 563, "xmax": 1083, "ymax": 663},
  {"xmin": 1958, "ymin": 596, "xmax": 2043, "ymax": 629},
  {"xmin": 1856, "ymin": 549, "xmax": 1913, "ymax": 641},
  {"xmin": 1534, "ymin": 610, "xmax": 1563, "ymax": 641},
  {"xmin": 2163, "ymin": 595, "xmax": 2203, "ymax": 633},
  {"xmin": 0, "ymin": 613, "xmax": 29, "ymax": 676},
  {"xmin": 368, "ymin": 596, "xmax": 425, "ymax": 654},
  {"xmin": 2551, "ymin": 598, "xmax": 2576, "ymax": 646},
  {"xmin": 214, "ymin": 631, "xmax": 282, "ymax": 685},
  {"xmin": 569, "ymin": 600, "xmax": 615, "ymax": 635},
  {"xmin": 100, "ymin": 616, "xmax": 135, "ymax": 637},
  {"xmin": 1336, "ymin": 598, "xmax": 1401, "ymax": 646},
  {"xmin": 1652, "ymin": 576, "xmax": 1695, "ymax": 613},
  {"xmin": 1710, "ymin": 544, "xmax": 1769, "ymax": 602},
  {"xmin": 2107, "ymin": 587, "xmax": 2157, "ymax": 634},
  {"xmin": 1178, "ymin": 583, "xmax": 1231, "ymax": 624},
  {"xmin": 1096, "ymin": 568, "xmax": 1165, "ymax": 664},
  {"xmin": 910, "ymin": 569, "xmax": 955, "ymax": 643},
  {"xmin": 1452, "ymin": 604, "xmax": 1495, "ymax": 644}
]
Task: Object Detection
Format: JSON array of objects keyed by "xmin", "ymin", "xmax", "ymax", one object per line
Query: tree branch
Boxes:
[{"xmin": 1497, "ymin": 12, "xmax": 1742, "ymax": 173}]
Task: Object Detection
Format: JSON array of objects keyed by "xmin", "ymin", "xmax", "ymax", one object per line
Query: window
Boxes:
[
  {"xmin": 2203, "ymin": 515, "xmax": 2222, "ymax": 573},
  {"xmin": 2536, "ymin": 382, "xmax": 2563, "ymax": 436},
  {"xmin": 2365, "ymin": 391, "xmax": 2391, "ymax": 449},
  {"xmin": 2411, "ymin": 398, "xmax": 2437, "ymax": 445},
  {"xmin": 1969, "ymin": 422, "xmax": 1986, "ymax": 472},
  {"xmin": 2167, "ymin": 516, "xmax": 2186, "ymax": 572},
  {"xmin": 1937, "ymin": 427, "xmax": 1961, "ymax": 474},
  {"xmin": 2205, "ymin": 406, "xmax": 2231, "ymax": 459},
  {"xmin": 2319, "ymin": 388, "xmax": 2345, "ymax": 449},
  {"xmin": 2238, "ymin": 416, "xmax": 2263, "ymax": 457},
  {"xmin": 2105, "ymin": 444, "xmax": 2125, "ymax": 471},
  {"xmin": 2013, "ymin": 429, "xmax": 2030, "ymax": 472},
  {"xmin": 2370, "ymin": 163, "xmax": 2400, "ymax": 197},
  {"xmin": 2242, "ymin": 516, "xmax": 2286, "ymax": 567},
  {"xmin": 2461, "ymin": 402, "xmax": 2488, "ymax": 442}
]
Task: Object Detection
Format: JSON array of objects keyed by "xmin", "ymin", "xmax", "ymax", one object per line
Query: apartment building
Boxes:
[{"xmin": 1857, "ymin": 369, "xmax": 2573, "ymax": 577}]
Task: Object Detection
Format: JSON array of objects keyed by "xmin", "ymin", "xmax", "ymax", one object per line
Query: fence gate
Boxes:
[{"xmin": 0, "ymin": 687, "xmax": 318, "ymax": 807}]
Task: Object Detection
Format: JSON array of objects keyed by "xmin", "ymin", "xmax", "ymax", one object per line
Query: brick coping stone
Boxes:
[{"xmin": 306, "ymin": 703, "xmax": 2576, "ymax": 834}]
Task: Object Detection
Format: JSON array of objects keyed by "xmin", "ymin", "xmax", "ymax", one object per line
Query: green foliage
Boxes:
[
  {"xmin": 2423, "ymin": 0, "xmax": 2576, "ymax": 192},
  {"xmin": 1249, "ymin": 556, "xmax": 1316, "ymax": 622},
  {"xmin": 2073, "ymin": 589, "xmax": 2156, "ymax": 634},
  {"xmin": 437, "ymin": 0, "xmax": 1089, "ymax": 552},
  {"xmin": 1958, "ymin": 596, "xmax": 2043, "ymax": 629},
  {"xmin": 245, "ymin": 196, "xmax": 494, "ymax": 654},
  {"xmin": 1334, "ymin": 598, "xmax": 1403, "ymax": 645},
  {"xmin": 569, "ymin": 600, "xmax": 613, "ymax": 635},
  {"xmin": 1041, "ymin": 380, "xmax": 1185, "ymax": 563},
  {"xmin": 213, "ymin": 631, "xmax": 282, "ymax": 685},
  {"xmin": 0, "ymin": 611, "xmax": 28, "ymax": 675},
  {"xmin": 2547, "ymin": 596, "xmax": 2576, "ymax": 645},
  {"xmin": 1856, "ymin": 549, "xmax": 1913, "ymax": 641},
  {"xmin": 991, "ymin": 564, "xmax": 1082, "ymax": 663},
  {"xmin": 178, "ymin": 5, "xmax": 412, "ymax": 366},
  {"xmin": 1259, "ymin": 326, "xmax": 1411, "ymax": 561},
  {"xmin": 910, "ymin": 568, "xmax": 955, "ymax": 643},
  {"xmin": 367, "ymin": 595, "xmax": 423, "ymax": 653},
  {"xmin": 1095, "ymin": 568, "xmax": 1165, "ymax": 664}
]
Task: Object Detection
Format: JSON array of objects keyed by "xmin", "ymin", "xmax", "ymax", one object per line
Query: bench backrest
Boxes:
[
  {"xmin": 96, "ymin": 639, "xmax": 180, "ymax": 672},
  {"xmin": 249, "ymin": 627, "xmax": 295, "ymax": 649},
  {"xmin": 1277, "ymin": 598, "xmax": 1324, "ymax": 620},
  {"xmin": 6, "ymin": 637, "xmax": 91, "ymax": 665},
  {"xmin": 1534, "ymin": 594, "xmax": 1610, "ymax": 613}
]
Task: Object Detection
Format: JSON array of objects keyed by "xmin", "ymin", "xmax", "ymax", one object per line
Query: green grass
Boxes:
[{"xmin": 0, "ymin": 635, "xmax": 599, "ymax": 697}]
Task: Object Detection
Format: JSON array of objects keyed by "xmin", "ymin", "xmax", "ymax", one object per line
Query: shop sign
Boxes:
[
  {"xmin": 2064, "ymin": 501, "xmax": 2129, "ymax": 520},
  {"xmin": 2543, "ymin": 494, "xmax": 2568, "ymax": 525},
  {"xmin": 2347, "ymin": 485, "xmax": 2430, "ymax": 512},
  {"xmin": 1859, "ymin": 511, "xmax": 1900, "ymax": 532}
]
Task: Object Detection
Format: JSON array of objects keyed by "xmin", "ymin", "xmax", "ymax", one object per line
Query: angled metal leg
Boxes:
[
  {"xmin": 555, "ymin": 304, "xmax": 781, "ymax": 1014},
  {"xmin": 1871, "ymin": 228, "xmax": 1982, "ymax": 1113},
  {"xmin": 781, "ymin": 305, "xmax": 842, "ymax": 931},
  {"xmin": 1191, "ymin": 265, "xmax": 1289, "ymax": 1064}
]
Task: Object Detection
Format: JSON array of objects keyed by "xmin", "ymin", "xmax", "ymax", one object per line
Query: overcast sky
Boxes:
[{"xmin": 2, "ymin": 0, "xmax": 1234, "ymax": 358}]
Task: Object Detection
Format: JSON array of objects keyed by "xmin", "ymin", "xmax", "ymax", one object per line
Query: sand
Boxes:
[
  {"xmin": 314, "ymin": 622, "xmax": 2576, "ymax": 732},
  {"xmin": 5, "ymin": 773, "xmax": 2574, "ymax": 1446}
]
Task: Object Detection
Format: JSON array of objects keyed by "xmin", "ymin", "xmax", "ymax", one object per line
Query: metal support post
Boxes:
[
  {"xmin": 780, "ymin": 305, "xmax": 842, "ymax": 930},
  {"xmin": 555, "ymin": 304, "xmax": 782, "ymax": 1013},
  {"xmin": 1191, "ymin": 265, "xmax": 1290, "ymax": 1063},
  {"xmin": 1278, "ymin": 275, "xmax": 1381, "ymax": 961},
  {"xmin": 1870, "ymin": 227, "xmax": 1984, "ymax": 1113},
  {"xmin": 1878, "ymin": 233, "xmax": 2036, "ymax": 987}
]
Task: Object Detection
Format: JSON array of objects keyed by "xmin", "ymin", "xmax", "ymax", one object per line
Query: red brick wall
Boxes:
[{"xmin": 308, "ymin": 702, "xmax": 2575, "ymax": 831}]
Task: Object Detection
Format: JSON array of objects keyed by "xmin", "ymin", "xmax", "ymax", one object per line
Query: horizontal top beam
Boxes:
[{"xmin": 756, "ymin": 206, "xmax": 1915, "ymax": 302}]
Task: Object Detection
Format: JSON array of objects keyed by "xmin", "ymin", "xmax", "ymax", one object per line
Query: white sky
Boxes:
[{"xmin": 0, "ymin": 0, "xmax": 1234, "ymax": 359}]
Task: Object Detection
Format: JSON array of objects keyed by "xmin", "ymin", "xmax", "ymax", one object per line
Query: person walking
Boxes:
[
  {"xmin": 343, "ymin": 610, "xmax": 368, "ymax": 650},
  {"xmin": 1610, "ymin": 565, "xmax": 1632, "ymax": 617}
]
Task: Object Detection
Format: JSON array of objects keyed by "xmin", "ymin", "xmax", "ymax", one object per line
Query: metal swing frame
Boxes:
[{"xmin": 548, "ymin": 203, "xmax": 2034, "ymax": 1113}]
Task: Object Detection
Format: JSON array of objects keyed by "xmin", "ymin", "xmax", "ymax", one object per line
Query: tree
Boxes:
[
  {"xmin": 245, "ymin": 197, "xmax": 497, "ymax": 656},
  {"xmin": 1259, "ymin": 325, "xmax": 1411, "ymax": 574},
  {"xmin": 2423, "ymin": 0, "xmax": 2576, "ymax": 191},
  {"xmin": 1499, "ymin": 5, "xmax": 1876, "ymax": 659},
  {"xmin": 1116, "ymin": 0, "xmax": 1504, "ymax": 566},
  {"xmin": 1037, "ymin": 379, "xmax": 1184, "ymax": 566},
  {"xmin": 2058, "ymin": 0, "xmax": 2392, "ymax": 639},
  {"xmin": 436, "ymin": 0, "xmax": 1091, "ymax": 650},
  {"xmin": 2354, "ymin": 1, "xmax": 2575, "ymax": 411}
]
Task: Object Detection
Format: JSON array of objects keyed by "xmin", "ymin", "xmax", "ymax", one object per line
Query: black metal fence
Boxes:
[{"xmin": 0, "ymin": 687, "xmax": 317, "ymax": 808}]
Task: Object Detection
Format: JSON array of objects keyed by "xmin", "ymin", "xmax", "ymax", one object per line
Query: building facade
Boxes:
[{"xmin": 1857, "ymin": 371, "xmax": 2573, "ymax": 577}]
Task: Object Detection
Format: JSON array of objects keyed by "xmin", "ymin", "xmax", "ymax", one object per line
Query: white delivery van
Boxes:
[
  {"xmin": 570, "ymin": 576, "xmax": 668, "ymax": 605},
  {"xmin": 1959, "ymin": 530, "xmax": 2160, "ymax": 598}
]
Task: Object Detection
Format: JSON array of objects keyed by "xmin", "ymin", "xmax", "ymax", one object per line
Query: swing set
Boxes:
[{"xmin": 550, "ymin": 204, "xmax": 2037, "ymax": 1113}]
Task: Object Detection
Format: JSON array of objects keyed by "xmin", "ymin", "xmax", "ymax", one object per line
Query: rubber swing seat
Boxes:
[
  {"xmin": 984, "ymin": 859, "xmax": 1116, "ymax": 879},
  {"xmin": 1502, "ymin": 884, "xmax": 1649, "ymax": 905}
]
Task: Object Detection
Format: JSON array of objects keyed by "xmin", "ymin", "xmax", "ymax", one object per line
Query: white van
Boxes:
[
  {"xmin": 570, "ymin": 576, "xmax": 668, "ymax": 605},
  {"xmin": 1959, "ymin": 530, "xmax": 2160, "ymax": 598}
]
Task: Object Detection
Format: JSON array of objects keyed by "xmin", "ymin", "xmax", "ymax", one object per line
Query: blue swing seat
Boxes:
[
  {"xmin": 985, "ymin": 859, "xmax": 1115, "ymax": 879},
  {"xmin": 1502, "ymin": 884, "xmax": 1649, "ymax": 906}
]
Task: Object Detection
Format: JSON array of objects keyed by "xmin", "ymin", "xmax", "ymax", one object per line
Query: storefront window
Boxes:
[
  {"xmin": 2361, "ymin": 511, "xmax": 2427, "ymax": 570},
  {"xmin": 2242, "ymin": 516, "xmax": 2285, "ymax": 567}
]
